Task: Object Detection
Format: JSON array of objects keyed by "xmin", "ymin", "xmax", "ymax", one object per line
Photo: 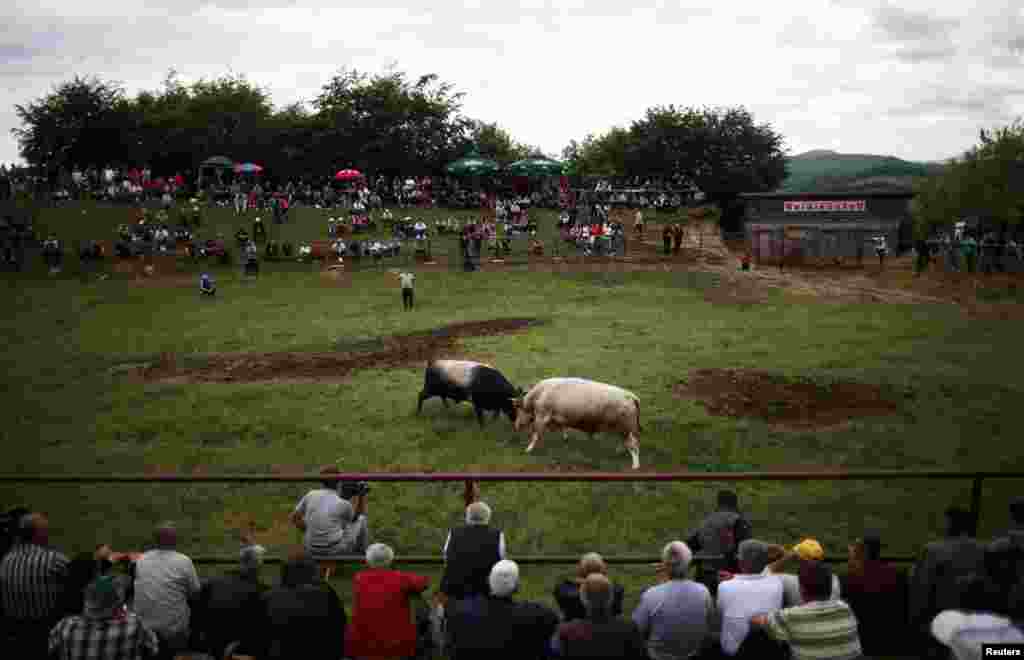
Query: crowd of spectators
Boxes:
[{"xmin": 3, "ymin": 483, "xmax": 1023, "ymax": 660}]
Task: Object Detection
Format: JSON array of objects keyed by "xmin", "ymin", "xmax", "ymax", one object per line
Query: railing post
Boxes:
[{"xmin": 970, "ymin": 475, "xmax": 984, "ymax": 536}]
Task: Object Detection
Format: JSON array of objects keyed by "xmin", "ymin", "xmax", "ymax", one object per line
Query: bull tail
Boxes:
[{"xmin": 633, "ymin": 397, "xmax": 642, "ymax": 432}]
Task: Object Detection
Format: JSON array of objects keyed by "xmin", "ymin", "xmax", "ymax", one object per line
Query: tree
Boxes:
[
  {"xmin": 312, "ymin": 66, "xmax": 468, "ymax": 176},
  {"xmin": 459, "ymin": 120, "xmax": 532, "ymax": 163},
  {"xmin": 561, "ymin": 127, "xmax": 631, "ymax": 178},
  {"xmin": 12, "ymin": 76, "xmax": 127, "ymax": 177},
  {"xmin": 912, "ymin": 118, "xmax": 1024, "ymax": 238},
  {"xmin": 623, "ymin": 105, "xmax": 788, "ymax": 230}
]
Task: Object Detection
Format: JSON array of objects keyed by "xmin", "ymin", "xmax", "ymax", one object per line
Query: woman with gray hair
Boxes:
[
  {"xmin": 632, "ymin": 541, "xmax": 716, "ymax": 660},
  {"xmin": 553, "ymin": 552, "xmax": 626, "ymax": 622},
  {"xmin": 346, "ymin": 543, "xmax": 431, "ymax": 660}
]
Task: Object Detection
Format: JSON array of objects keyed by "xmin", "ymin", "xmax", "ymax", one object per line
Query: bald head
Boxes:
[
  {"xmin": 155, "ymin": 522, "xmax": 177, "ymax": 549},
  {"xmin": 577, "ymin": 552, "xmax": 607, "ymax": 579}
]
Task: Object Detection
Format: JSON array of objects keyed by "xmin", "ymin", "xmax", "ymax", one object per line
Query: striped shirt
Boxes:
[
  {"xmin": 763, "ymin": 599, "xmax": 862, "ymax": 660},
  {"xmin": 0, "ymin": 542, "xmax": 70, "ymax": 622},
  {"xmin": 49, "ymin": 612, "xmax": 160, "ymax": 660}
]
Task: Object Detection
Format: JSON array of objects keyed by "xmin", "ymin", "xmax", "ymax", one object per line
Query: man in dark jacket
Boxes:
[
  {"xmin": 255, "ymin": 551, "xmax": 346, "ymax": 660},
  {"xmin": 687, "ymin": 490, "xmax": 753, "ymax": 597},
  {"xmin": 441, "ymin": 501, "xmax": 506, "ymax": 602},
  {"xmin": 551, "ymin": 573, "xmax": 645, "ymax": 659},
  {"xmin": 193, "ymin": 543, "xmax": 268, "ymax": 659},
  {"xmin": 909, "ymin": 506, "xmax": 985, "ymax": 655},
  {"xmin": 447, "ymin": 560, "xmax": 558, "ymax": 660}
]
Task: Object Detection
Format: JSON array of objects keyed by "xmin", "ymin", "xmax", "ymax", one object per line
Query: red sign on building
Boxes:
[{"xmin": 784, "ymin": 200, "xmax": 865, "ymax": 212}]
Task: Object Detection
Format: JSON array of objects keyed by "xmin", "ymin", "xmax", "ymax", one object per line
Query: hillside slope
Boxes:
[{"xmin": 780, "ymin": 150, "xmax": 946, "ymax": 192}]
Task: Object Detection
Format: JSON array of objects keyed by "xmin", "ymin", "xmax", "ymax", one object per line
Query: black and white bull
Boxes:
[{"xmin": 416, "ymin": 360, "xmax": 524, "ymax": 425}]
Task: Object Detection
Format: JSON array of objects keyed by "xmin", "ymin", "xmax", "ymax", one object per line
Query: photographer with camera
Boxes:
[{"xmin": 290, "ymin": 465, "xmax": 370, "ymax": 570}]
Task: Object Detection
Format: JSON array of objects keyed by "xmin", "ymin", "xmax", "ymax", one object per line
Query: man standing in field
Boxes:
[{"xmin": 399, "ymin": 271, "xmax": 415, "ymax": 310}]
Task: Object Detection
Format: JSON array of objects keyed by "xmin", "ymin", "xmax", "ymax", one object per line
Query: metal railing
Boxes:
[{"xmin": 4, "ymin": 470, "xmax": 1020, "ymax": 566}]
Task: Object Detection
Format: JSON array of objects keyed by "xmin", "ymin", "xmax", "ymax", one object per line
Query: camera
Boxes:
[{"xmin": 339, "ymin": 481, "xmax": 371, "ymax": 499}]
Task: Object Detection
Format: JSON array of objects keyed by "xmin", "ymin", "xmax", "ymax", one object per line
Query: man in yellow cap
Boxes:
[{"xmin": 762, "ymin": 538, "xmax": 841, "ymax": 607}]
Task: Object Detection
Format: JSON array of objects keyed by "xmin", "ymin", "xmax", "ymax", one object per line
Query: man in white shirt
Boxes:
[
  {"xmin": 399, "ymin": 271, "xmax": 415, "ymax": 310},
  {"xmin": 762, "ymin": 539, "xmax": 841, "ymax": 606},
  {"xmin": 131, "ymin": 522, "xmax": 201, "ymax": 657},
  {"xmin": 717, "ymin": 540, "xmax": 784, "ymax": 656}
]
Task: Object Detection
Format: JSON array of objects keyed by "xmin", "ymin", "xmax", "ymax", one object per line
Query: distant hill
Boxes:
[{"xmin": 779, "ymin": 150, "xmax": 947, "ymax": 193}]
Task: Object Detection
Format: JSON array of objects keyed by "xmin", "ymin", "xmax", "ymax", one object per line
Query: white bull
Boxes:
[{"xmin": 513, "ymin": 378, "xmax": 642, "ymax": 469}]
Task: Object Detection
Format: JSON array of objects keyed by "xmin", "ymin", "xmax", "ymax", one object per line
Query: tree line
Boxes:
[
  {"xmin": 11, "ymin": 67, "xmax": 791, "ymax": 228},
  {"xmin": 11, "ymin": 68, "xmax": 551, "ymax": 183}
]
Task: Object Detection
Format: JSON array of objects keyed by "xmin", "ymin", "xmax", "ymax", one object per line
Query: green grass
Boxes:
[{"xmin": 1, "ymin": 202, "xmax": 1021, "ymax": 655}]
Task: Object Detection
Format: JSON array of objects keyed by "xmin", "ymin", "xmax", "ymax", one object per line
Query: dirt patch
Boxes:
[
  {"xmin": 133, "ymin": 318, "xmax": 543, "ymax": 384},
  {"xmin": 674, "ymin": 368, "xmax": 904, "ymax": 430},
  {"xmin": 702, "ymin": 279, "xmax": 770, "ymax": 306}
]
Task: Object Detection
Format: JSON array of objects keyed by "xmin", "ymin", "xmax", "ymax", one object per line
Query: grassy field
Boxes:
[{"xmin": 2, "ymin": 201, "xmax": 1023, "ymax": 648}]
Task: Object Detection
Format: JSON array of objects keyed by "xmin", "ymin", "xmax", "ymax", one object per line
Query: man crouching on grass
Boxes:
[{"xmin": 399, "ymin": 271, "xmax": 415, "ymax": 310}]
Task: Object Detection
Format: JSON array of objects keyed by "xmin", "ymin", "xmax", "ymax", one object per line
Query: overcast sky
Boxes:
[{"xmin": 2, "ymin": 0, "xmax": 1022, "ymax": 167}]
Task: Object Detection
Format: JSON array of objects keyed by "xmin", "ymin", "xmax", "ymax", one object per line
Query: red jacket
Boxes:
[{"xmin": 345, "ymin": 568, "xmax": 430, "ymax": 659}]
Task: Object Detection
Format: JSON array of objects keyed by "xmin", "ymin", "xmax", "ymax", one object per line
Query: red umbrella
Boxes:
[{"xmin": 334, "ymin": 169, "xmax": 364, "ymax": 181}]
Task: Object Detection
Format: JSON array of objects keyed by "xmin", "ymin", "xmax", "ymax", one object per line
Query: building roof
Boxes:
[{"xmin": 740, "ymin": 191, "xmax": 914, "ymax": 200}]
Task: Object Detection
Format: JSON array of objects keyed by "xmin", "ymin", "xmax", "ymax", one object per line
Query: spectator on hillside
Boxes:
[
  {"xmin": 550, "ymin": 573, "xmax": 646, "ymax": 659},
  {"xmin": 440, "ymin": 501, "xmax": 506, "ymax": 605},
  {"xmin": 762, "ymin": 538, "xmax": 841, "ymax": 606},
  {"xmin": 662, "ymin": 225, "xmax": 672, "ymax": 255},
  {"xmin": 0, "ymin": 512, "xmax": 70, "ymax": 658},
  {"xmin": 199, "ymin": 273, "xmax": 216, "ymax": 297},
  {"xmin": 130, "ymin": 522, "xmax": 200, "ymax": 660},
  {"xmin": 192, "ymin": 542, "xmax": 268, "ymax": 660},
  {"xmin": 686, "ymin": 490, "xmax": 753, "ymax": 597},
  {"xmin": 716, "ymin": 539, "xmax": 785, "ymax": 657},
  {"xmin": 672, "ymin": 223, "xmax": 684, "ymax": 255},
  {"xmin": 255, "ymin": 549, "xmax": 347, "ymax": 660},
  {"xmin": 840, "ymin": 532, "xmax": 907, "ymax": 656},
  {"xmin": 253, "ymin": 217, "xmax": 266, "ymax": 242},
  {"xmin": 446, "ymin": 560, "xmax": 559, "ymax": 660},
  {"xmin": 42, "ymin": 234, "xmax": 62, "ymax": 273},
  {"xmin": 750, "ymin": 561, "xmax": 862, "ymax": 660},
  {"xmin": 553, "ymin": 552, "xmax": 625, "ymax": 623},
  {"xmin": 399, "ymin": 271, "xmax": 415, "ymax": 311},
  {"xmin": 909, "ymin": 506, "xmax": 985, "ymax": 632},
  {"xmin": 48, "ymin": 575, "xmax": 160, "ymax": 660},
  {"xmin": 345, "ymin": 543, "xmax": 431, "ymax": 660},
  {"xmin": 290, "ymin": 465, "xmax": 370, "ymax": 562},
  {"xmin": 632, "ymin": 541, "xmax": 715, "ymax": 660}
]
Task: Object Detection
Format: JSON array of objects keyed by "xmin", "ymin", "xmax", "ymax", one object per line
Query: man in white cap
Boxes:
[
  {"xmin": 446, "ymin": 560, "xmax": 558, "ymax": 660},
  {"xmin": 49, "ymin": 575, "xmax": 160, "ymax": 660}
]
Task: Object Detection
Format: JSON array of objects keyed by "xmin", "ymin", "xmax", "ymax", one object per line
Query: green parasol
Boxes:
[
  {"xmin": 445, "ymin": 150, "xmax": 500, "ymax": 177},
  {"xmin": 505, "ymin": 157, "xmax": 565, "ymax": 177},
  {"xmin": 200, "ymin": 156, "xmax": 234, "ymax": 167}
]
